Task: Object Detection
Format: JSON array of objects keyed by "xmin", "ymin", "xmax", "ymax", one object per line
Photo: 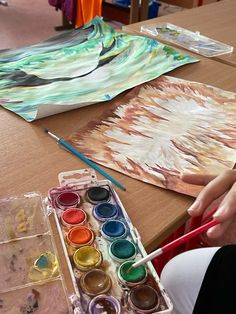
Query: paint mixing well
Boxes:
[{"xmin": 0, "ymin": 193, "xmax": 71, "ymax": 313}]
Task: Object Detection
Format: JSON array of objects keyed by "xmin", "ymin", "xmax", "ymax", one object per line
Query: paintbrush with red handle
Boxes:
[{"xmin": 131, "ymin": 218, "xmax": 219, "ymax": 269}]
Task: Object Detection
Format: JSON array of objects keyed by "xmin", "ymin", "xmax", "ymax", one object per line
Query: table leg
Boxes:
[
  {"xmin": 140, "ymin": 0, "xmax": 149, "ymax": 21},
  {"xmin": 130, "ymin": 0, "xmax": 139, "ymax": 23}
]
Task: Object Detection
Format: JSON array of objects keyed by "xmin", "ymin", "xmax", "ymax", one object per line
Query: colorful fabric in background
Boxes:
[
  {"xmin": 48, "ymin": 0, "xmax": 77, "ymax": 24},
  {"xmin": 48, "ymin": 0, "xmax": 102, "ymax": 26},
  {"xmin": 76, "ymin": 0, "xmax": 102, "ymax": 27},
  {"xmin": 0, "ymin": 17, "xmax": 198, "ymax": 122},
  {"xmin": 68, "ymin": 76, "xmax": 236, "ymax": 197}
]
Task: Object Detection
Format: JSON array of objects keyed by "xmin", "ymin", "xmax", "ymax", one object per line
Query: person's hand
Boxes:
[{"xmin": 181, "ymin": 170, "xmax": 236, "ymax": 238}]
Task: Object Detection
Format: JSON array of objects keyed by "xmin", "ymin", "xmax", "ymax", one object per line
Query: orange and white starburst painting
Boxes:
[{"xmin": 68, "ymin": 76, "xmax": 236, "ymax": 197}]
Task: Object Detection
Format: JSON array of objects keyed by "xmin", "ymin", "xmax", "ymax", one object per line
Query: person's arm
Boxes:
[{"xmin": 181, "ymin": 170, "xmax": 236, "ymax": 238}]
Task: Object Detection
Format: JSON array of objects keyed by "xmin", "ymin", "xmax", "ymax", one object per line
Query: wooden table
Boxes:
[
  {"xmin": 1, "ymin": 17, "xmax": 236, "ymax": 298},
  {"xmin": 2, "ymin": 7, "xmax": 236, "ymax": 303},
  {"xmin": 123, "ymin": 0, "xmax": 236, "ymax": 67},
  {"xmin": 1, "ymin": 57, "xmax": 236, "ymax": 254},
  {"xmin": 159, "ymin": 0, "xmax": 218, "ymax": 8}
]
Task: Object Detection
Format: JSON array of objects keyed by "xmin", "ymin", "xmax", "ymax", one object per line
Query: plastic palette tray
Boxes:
[
  {"xmin": 141, "ymin": 23, "xmax": 234, "ymax": 57},
  {"xmin": 0, "ymin": 192, "xmax": 71, "ymax": 313}
]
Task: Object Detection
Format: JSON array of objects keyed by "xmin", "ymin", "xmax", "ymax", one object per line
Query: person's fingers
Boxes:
[
  {"xmin": 206, "ymin": 220, "xmax": 232, "ymax": 238},
  {"xmin": 187, "ymin": 170, "xmax": 236, "ymax": 217},
  {"xmin": 181, "ymin": 173, "xmax": 216, "ymax": 186},
  {"xmin": 213, "ymin": 181, "xmax": 236, "ymax": 221},
  {"xmin": 206, "ymin": 181, "xmax": 236, "ymax": 238}
]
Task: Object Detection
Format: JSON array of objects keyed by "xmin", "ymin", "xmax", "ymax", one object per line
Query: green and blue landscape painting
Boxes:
[{"xmin": 0, "ymin": 17, "xmax": 198, "ymax": 121}]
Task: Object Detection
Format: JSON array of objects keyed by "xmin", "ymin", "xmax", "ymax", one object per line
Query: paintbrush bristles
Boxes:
[
  {"xmin": 43, "ymin": 128, "xmax": 60, "ymax": 141},
  {"xmin": 126, "ymin": 265, "xmax": 133, "ymax": 273}
]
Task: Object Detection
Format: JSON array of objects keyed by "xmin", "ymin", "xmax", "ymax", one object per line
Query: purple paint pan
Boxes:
[{"xmin": 88, "ymin": 294, "xmax": 121, "ymax": 314}]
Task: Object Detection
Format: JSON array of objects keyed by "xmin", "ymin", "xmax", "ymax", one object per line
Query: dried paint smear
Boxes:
[
  {"xmin": 68, "ymin": 76, "xmax": 236, "ymax": 197},
  {"xmin": 0, "ymin": 280, "xmax": 69, "ymax": 314},
  {"xmin": 0, "ymin": 193, "xmax": 70, "ymax": 313}
]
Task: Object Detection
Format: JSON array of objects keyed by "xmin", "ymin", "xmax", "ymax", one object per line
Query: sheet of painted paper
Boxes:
[
  {"xmin": 0, "ymin": 17, "xmax": 198, "ymax": 122},
  {"xmin": 68, "ymin": 76, "xmax": 236, "ymax": 197}
]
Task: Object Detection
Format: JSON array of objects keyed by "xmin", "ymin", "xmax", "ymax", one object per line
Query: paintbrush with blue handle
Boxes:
[{"xmin": 43, "ymin": 128, "xmax": 126, "ymax": 191}]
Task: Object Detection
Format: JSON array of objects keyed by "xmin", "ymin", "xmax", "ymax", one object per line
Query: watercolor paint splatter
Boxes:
[
  {"xmin": 68, "ymin": 76, "xmax": 236, "ymax": 197},
  {"xmin": 0, "ymin": 17, "xmax": 198, "ymax": 121}
]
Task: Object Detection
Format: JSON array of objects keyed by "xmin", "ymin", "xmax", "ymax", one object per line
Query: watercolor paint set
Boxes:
[
  {"xmin": 47, "ymin": 169, "xmax": 173, "ymax": 313},
  {"xmin": 0, "ymin": 168, "xmax": 173, "ymax": 313}
]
